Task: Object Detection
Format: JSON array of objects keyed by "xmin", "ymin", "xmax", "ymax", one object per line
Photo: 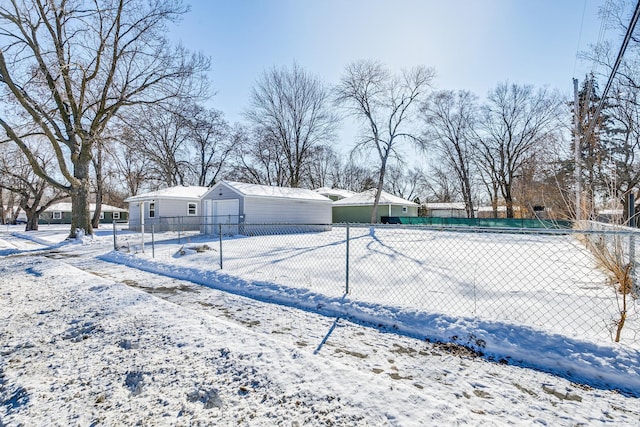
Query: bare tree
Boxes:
[
  {"xmin": 107, "ymin": 127, "xmax": 150, "ymax": 197},
  {"xmin": 91, "ymin": 136, "xmax": 106, "ymax": 229},
  {"xmin": 245, "ymin": 63, "xmax": 337, "ymax": 188},
  {"xmin": 329, "ymin": 160, "xmax": 376, "ymax": 193},
  {"xmin": 122, "ymin": 104, "xmax": 193, "ymax": 188},
  {"xmin": 231, "ymin": 127, "xmax": 288, "ymax": 186},
  {"xmin": 335, "ymin": 60, "xmax": 435, "ymax": 222},
  {"xmin": 303, "ymin": 145, "xmax": 339, "ymax": 189},
  {"xmin": 384, "ymin": 164, "xmax": 429, "ymax": 203},
  {"xmin": 0, "ymin": 144, "xmax": 66, "ymax": 231},
  {"xmin": 89, "ymin": 131, "xmax": 128, "ymax": 228},
  {"xmin": 186, "ymin": 104, "xmax": 233, "ymax": 187},
  {"xmin": 474, "ymin": 82, "xmax": 562, "ymax": 218},
  {"xmin": 579, "ymin": 0, "xmax": 640, "ymax": 220},
  {"xmin": 422, "ymin": 90, "xmax": 479, "ymax": 217},
  {"xmin": 602, "ymin": 83, "xmax": 640, "ymax": 221},
  {"xmin": 425, "ymin": 165, "xmax": 458, "ymax": 203},
  {"xmin": 0, "ymin": 0, "xmax": 209, "ymax": 237}
]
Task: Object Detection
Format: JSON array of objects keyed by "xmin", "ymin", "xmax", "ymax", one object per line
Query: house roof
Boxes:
[
  {"xmin": 124, "ymin": 186, "xmax": 209, "ymax": 203},
  {"xmin": 45, "ymin": 203, "xmax": 127, "ymax": 213},
  {"xmin": 333, "ymin": 189, "xmax": 418, "ymax": 207},
  {"xmin": 477, "ymin": 206, "xmax": 509, "ymax": 212},
  {"xmin": 424, "ymin": 202, "xmax": 466, "ymax": 210},
  {"xmin": 598, "ymin": 209, "xmax": 623, "ymax": 215},
  {"xmin": 210, "ymin": 181, "xmax": 331, "ymax": 203},
  {"xmin": 313, "ymin": 187, "xmax": 356, "ymax": 200}
]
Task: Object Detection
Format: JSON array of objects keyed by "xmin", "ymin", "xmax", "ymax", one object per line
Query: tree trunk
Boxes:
[
  {"xmin": 505, "ymin": 199, "xmax": 514, "ymax": 219},
  {"xmin": 462, "ymin": 176, "xmax": 475, "ymax": 219},
  {"xmin": 6, "ymin": 192, "xmax": 15, "ymax": 224},
  {"xmin": 22, "ymin": 186, "xmax": 48, "ymax": 232},
  {"xmin": 0, "ymin": 189, "xmax": 4, "ymax": 225},
  {"xmin": 488, "ymin": 181, "xmax": 499, "ymax": 218},
  {"xmin": 70, "ymin": 183, "xmax": 92, "ymax": 238},
  {"xmin": 371, "ymin": 156, "xmax": 388, "ymax": 224},
  {"xmin": 69, "ymin": 156, "xmax": 93, "ymax": 238},
  {"xmin": 25, "ymin": 208, "xmax": 39, "ymax": 231},
  {"xmin": 11, "ymin": 205, "xmax": 22, "ymax": 224},
  {"xmin": 91, "ymin": 145, "xmax": 104, "ymax": 229},
  {"xmin": 503, "ymin": 180, "xmax": 515, "ymax": 219}
]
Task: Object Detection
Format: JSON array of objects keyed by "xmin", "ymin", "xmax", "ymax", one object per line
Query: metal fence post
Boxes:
[
  {"xmin": 345, "ymin": 223, "xmax": 350, "ymax": 294},
  {"xmin": 152, "ymin": 224, "xmax": 155, "ymax": 258},
  {"xmin": 219, "ymin": 223, "xmax": 223, "ymax": 269},
  {"xmin": 112, "ymin": 220, "xmax": 117, "ymax": 251},
  {"xmin": 631, "ymin": 232, "xmax": 638, "ymax": 295}
]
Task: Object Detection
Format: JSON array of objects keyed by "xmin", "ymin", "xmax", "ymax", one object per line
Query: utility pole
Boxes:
[{"xmin": 573, "ymin": 78, "xmax": 582, "ymax": 222}]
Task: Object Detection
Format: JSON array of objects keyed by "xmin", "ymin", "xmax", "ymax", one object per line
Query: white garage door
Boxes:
[{"xmin": 203, "ymin": 199, "xmax": 239, "ymax": 235}]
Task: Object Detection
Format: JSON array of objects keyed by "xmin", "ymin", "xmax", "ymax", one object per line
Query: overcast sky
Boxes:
[{"xmin": 171, "ymin": 0, "xmax": 611, "ymax": 149}]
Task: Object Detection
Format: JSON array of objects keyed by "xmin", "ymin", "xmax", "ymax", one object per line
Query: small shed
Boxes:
[
  {"xmin": 332, "ymin": 189, "xmax": 419, "ymax": 223},
  {"xmin": 476, "ymin": 205, "xmax": 513, "ymax": 219},
  {"xmin": 202, "ymin": 181, "xmax": 332, "ymax": 234},
  {"xmin": 40, "ymin": 203, "xmax": 128, "ymax": 225},
  {"xmin": 313, "ymin": 187, "xmax": 355, "ymax": 201},
  {"xmin": 423, "ymin": 202, "xmax": 467, "ymax": 218},
  {"xmin": 125, "ymin": 186, "xmax": 208, "ymax": 232}
]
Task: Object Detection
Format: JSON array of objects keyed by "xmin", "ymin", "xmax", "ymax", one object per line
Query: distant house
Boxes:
[
  {"xmin": 313, "ymin": 187, "xmax": 355, "ymax": 202},
  {"xmin": 125, "ymin": 186, "xmax": 209, "ymax": 232},
  {"xmin": 423, "ymin": 202, "xmax": 467, "ymax": 218},
  {"xmin": 332, "ymin": 189, "xmax": 419, "ymax": 223},
  {"xmin": 201, "ymin": 181, "xmax": 332, "ymax": 234},
  {"xmin": 596, "ymin": 208, "xmax": 624, "ymax": 224},
  {"xmin": 476, "ymin": 205, "xmax": 524, "ymax": 219},
  {"xmin": 39, "ymin": 203, "xmax": 128, "ymax": 224}
]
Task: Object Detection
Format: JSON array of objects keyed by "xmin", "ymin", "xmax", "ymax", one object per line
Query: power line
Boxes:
[
  {"xmin": 573, "ymin": 0, "xmax": 588, "ymax": 77},
  {"xmin": 584, "ymin": 0, "xmax": 640, "ymax": 142}
]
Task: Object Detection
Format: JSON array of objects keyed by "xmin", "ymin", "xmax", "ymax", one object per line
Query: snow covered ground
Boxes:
[
  {"xmin": 1, "ymin": 224, "xmax": 639, "ymax": 425},
  {"xmin": 127, "ymin": 225, "xmax": 636, "ymax": 343}
]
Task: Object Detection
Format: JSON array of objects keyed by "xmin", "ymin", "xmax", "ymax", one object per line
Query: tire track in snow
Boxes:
[{"xmin": 49, "ymin": 249, "xmax": 468, "ymax": 392}]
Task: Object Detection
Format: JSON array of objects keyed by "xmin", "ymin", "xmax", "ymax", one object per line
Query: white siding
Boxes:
[
  {"xmin": 128, "ymin": 203, "xmax": 141, "ymax": 227},
  {"xmin": 204, "ymin": 181, "xmax": 333, "ymax": 234},
  {"xmin": 128, "ymin": 198, "xmax": 200, "ymax": 231},
  {"xmin": 244, "ymin": 198, "xmax": 331, "ymax": 224},
  {"xmin": 158, "ymin": 199, "xmax": 199, "ymax": 217},
  {"xmin": 202, "ymin": 182, "xmax": 244, "ymax": 213},
  {"xmin": 202, "ymin": 199, "xmax": 240, "ymax": 235}
]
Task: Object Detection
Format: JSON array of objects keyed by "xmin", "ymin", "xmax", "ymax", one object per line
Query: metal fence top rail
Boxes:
[
  {"xmin": 337, "ymin": 223, "xmax": 640, "ymax": 237},
  {"xmin": 131, "ymin": 217, "xmax": 640, "ymax": 237}
]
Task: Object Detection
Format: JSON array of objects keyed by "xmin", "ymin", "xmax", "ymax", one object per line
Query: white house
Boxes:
[
  {"xmin": 125, "ymin": 186, "xmax": 209, "ymax": 232},
  {"xmin": 201, "ymin": 181, "xmax": 332, "ymax": 234}
]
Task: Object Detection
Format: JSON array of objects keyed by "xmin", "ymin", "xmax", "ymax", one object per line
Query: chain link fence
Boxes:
[{"xmin": 114, "ymin": 220, "xmax": 640, "ymax": 345}]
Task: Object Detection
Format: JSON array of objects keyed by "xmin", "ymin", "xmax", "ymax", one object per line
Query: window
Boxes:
[
  {"xmin": 149, "ymin": 202, "xmax": 155, "ymax": 218},
  {"xmin": 402, "ymin": 206, "xmax": 408, "ymax": 214},
  {"xmin": 53, "ymin": 211, "xmax": 62, "ymax": 220},
  {"xmin": 113, "ymin": 212, "xmax": 120, "ymax": 220},
  {"xmin": 187, "ymin": 202, "xmax": 197, "ymax": 216},
  {"xmin": 99, "ymin": 212, "xmax": 105, "ymax": 220}
]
